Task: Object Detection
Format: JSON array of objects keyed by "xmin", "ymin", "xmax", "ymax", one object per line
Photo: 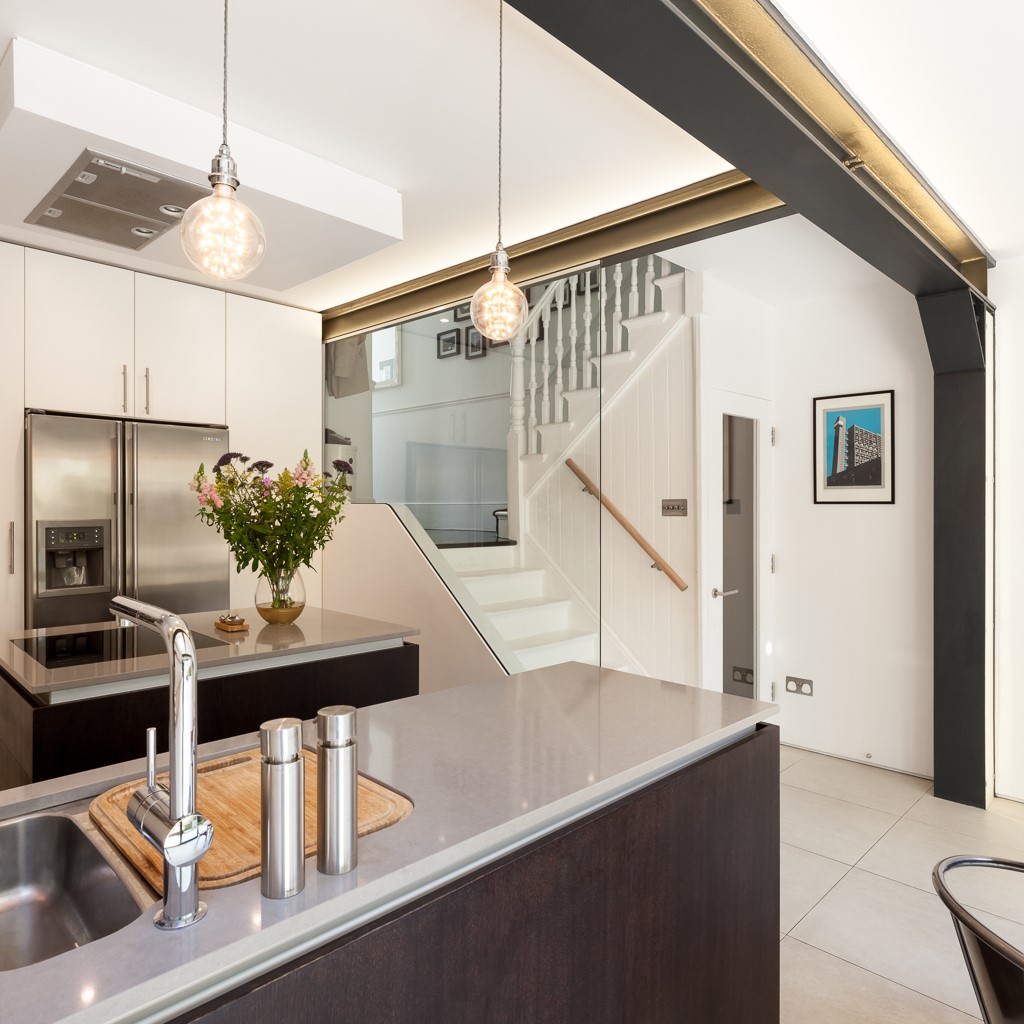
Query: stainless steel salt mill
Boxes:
[
  {"xmin": 316, "ymin": 705, "xmax": 358, "ymax": 875},
  {"xmin": 259, "ymin": 717, "xmax": 305, "ymax": 899}
]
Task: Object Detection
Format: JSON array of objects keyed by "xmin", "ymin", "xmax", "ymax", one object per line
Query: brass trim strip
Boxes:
[
  {"xmin": 322, "ymin": 171, "xmax": 783, "ymax": 340},
  {"xmin": 689, "ymin": 0, "xmax": 990, "ymax": 291}
]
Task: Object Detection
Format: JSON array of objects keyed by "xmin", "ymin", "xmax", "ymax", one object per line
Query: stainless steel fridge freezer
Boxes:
[{"xmin": 25, "ymin": 412, "xmax": 230, "ymax": 629}]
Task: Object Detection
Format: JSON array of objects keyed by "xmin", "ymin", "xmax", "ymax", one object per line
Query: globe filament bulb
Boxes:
[
  {"xmin": 470, "ymin": 251, "xmax": 528, "ymax": 342},
  {"xmin": 181, "ymin": 182, "xmax": 266, "ymax": 281}
]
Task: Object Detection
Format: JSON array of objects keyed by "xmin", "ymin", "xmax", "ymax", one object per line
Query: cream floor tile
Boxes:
[
  {"xmin": 780, "ymin": 745, "xmax": 811, "ymax": 772},
  {"xmin": 781, "ymin": 752, "xmax": 932, "ymax": 815},
  {"xmin": 907, "ymin": 794, "xmax": 1024, "ymax": 854},
  {"xmin": 790, "ymin": 868, "xmax": 979, "ymax": 1015},
  {"xmin": 989, "ymin": 796, "xmax": 1024, "ymax": 827},
  {"xmin": 780, "ymin": 843, "xmax": 849, "ymax": 933},
  {"xmin": 859, "ymin": 818, "xmax": 1024, "ymax": 924},
  {"xmin": 781, "ymin": 784, "xmax": 898, "ymax": 865},
  {"xmin": 780, "ymin": 937, "xmax": 980, "ymax": 1023}
]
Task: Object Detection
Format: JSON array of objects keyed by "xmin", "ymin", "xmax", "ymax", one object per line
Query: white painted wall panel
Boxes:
[
  {"xmin": 991, "ymin": 254, "xmax": 1024, "ymax": 799},
  {"xmin": 772, "ymin": 278, "xmax": 933, "ymax": 776}
]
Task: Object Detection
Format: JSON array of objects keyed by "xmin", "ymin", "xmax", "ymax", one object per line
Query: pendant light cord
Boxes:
[
  {"xmin": 496, "ymin": 0, "xmax": 503, "ymax": 251},
  {"xmin": 222, "ymin": 0, "xmax": 229, "ymax": 148}
]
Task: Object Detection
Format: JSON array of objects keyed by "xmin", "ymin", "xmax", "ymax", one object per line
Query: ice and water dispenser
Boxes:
[{"xmin": 30, "ymin": 519, "xmax": 112, "ymax": 627}]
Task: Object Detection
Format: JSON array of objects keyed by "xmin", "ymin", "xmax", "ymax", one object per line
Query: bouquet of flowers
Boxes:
[{"xmin": 190, "ymin": 450, "xmax": 351, "ymax": 613}]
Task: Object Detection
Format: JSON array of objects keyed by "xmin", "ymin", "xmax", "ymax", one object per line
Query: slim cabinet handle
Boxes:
[
  {"xmin": 7, "ymin": 521, "xmax": 13, "ymax": 576},
  {"xmin": 145, "ymin": 367, "xmax": 151, "ymax": 415},
  {"xmin": 122, "ymin": 364, "xmax": 128, "ymax": 413}
]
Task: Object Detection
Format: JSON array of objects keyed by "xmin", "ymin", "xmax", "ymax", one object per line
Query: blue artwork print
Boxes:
[{"xmin": 825, "ymin": 404, "xmax": 883, "ymax": 484}]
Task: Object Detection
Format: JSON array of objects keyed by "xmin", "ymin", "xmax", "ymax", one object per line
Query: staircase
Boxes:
[
  {"xmin": 433, "ymin": 256, "xmax": 691, "ymax": 676},
  {"xmin": 443, "ymin": 545, "xmax": 598, "ymax": 671}
]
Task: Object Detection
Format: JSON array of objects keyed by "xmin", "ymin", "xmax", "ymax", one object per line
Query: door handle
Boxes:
[
  {"xmin": 7, "ymin": 521, "xmax": 13, "ymax": 576},
  {"xmin": 712, "ymin": 587, "xmax": 739, "ymax": 598},
  {"xmin": 122, "ymin": 364, "xmax": 128, "ymax": 413},
  {"xmin": 145, "ymin": 367, "xmax": 151, "ymax": 415}
]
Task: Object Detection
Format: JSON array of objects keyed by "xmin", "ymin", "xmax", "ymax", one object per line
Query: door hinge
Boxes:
[
  {"xmin": 770, "ymin": 426, "xmax": 776, "ymax": 447},
  {"xmin": 770, "ymin": 553, "xmax": 776, "ymax": 574}
]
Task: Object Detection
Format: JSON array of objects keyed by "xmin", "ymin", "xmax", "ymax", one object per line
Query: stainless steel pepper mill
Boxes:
[
  {"xmin": 316, "ymin": 705, "xmax": 357, "ymax": 875},
  {"xmin": 260, "ymin": 717, "xmax": 305, "ymax": 899}
]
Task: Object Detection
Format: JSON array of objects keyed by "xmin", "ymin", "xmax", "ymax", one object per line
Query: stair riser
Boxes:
[
  {"xmin": 461, "ymin": 572, "xmax": 545, "ymax": 604},
  {"xmin": 515, "ymin": 635, "xmax": 598, "ymax": 671},
  {"xmin": 489, "ymin": 603, "xmax": 571, "ymax": 642},
  {"xmin": 444, "ymin": 547, "xmax": 517, "ymax": 573}
]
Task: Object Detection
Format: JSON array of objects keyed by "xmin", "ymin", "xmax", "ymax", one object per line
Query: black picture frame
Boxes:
[
  {"xmin": 813, "ymin": 390, "xmax": 894, "ymax": 503},
  {"xmin": 465, "ymin": 328, "xmax": 486, "ymax": 359},
  {"xmin": 454, "ymin": 303, "xmax": 471, "ymax": 322},
  {"xmin": 437, "ymin": 329, "xmax": 461, "ymax": 359}
]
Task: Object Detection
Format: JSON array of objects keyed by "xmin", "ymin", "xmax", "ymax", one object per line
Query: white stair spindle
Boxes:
[
  {"xmin": 582, "ymin": 271, "xmax": 594, "ymax": 388},
  {"xmin": 554, "ymin": 283, "xmax": 565, "ymax": 423},
  {"xmin": 628, "ymin": 258, "xmax": 639, "ymax": 318},
  {"xmin": 541, "ymin": 306, "xmax": 552, "ymax": 427},
  {"xmin": 509, "ymin": 327, "xmax": 526, "ymax": 441},
  {"xmin": 645, "ymin": 255, "xmax": 656, "ymax": 313},
  {"xmin": 599, "ymin": 267, "xmax": 608, "ymax": 357},
  {"xmin": 567, "ymin": 276, "xmax": 578, "ymax": 393},
  {"xmin": 612, "ymin": 263, "xmax": 623, "ymax": 354},
  {"xmin": 527, "ymin": 317, "xmax": 539, "ymax": 454}
]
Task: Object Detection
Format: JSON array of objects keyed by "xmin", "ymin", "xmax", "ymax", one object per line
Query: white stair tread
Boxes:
[
  {"xmin": 589, "ymin": 350, "xmax": 634, "ymax": 369},
  {"xmin": 457, "ymin": 567, "xmax": 545, "ymax": 582},
  {"xmin": 510, "ymin": 628, "xmax": 597, "ymax": 653},
  {"xmin": 478, "ymin": 596, "xmax": 570, "ymax": 614}
]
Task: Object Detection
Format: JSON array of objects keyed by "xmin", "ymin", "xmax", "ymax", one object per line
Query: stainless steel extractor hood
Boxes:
[{"xmin": 25, "ymin": 150, "xmax": 210, "ymax": 250}]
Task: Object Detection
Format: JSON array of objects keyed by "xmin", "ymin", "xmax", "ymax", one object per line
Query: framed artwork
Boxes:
[
  {"xmin": 465, "ymin": 327, "xmax": 486, "ymax": 359},
  {"xmin": 437, "ymin": 328, "xmax": 461, "ymax": 359},
  {"xmin": 454, "ymin": 303, "xmax": 471, "ymax": 322},
  {"xmin": 813, "ymin": 390, "xmax": 894, "ymax": 504}
]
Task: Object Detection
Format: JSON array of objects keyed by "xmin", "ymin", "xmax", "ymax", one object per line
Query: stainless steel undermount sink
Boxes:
[{"xmin": 0, "ymin": 814, "xmax": 144, "ymax": 971}]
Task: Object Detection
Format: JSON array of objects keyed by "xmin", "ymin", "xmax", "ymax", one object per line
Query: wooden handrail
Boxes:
[{"xmin": 565, "ymin": 459, "xmax": 689, "ymax": 592}]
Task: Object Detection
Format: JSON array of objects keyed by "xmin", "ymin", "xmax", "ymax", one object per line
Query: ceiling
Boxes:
[
  {"xmin": 0, "ymin": 0, "xmax": 728, "ymax": 311},
  {"xmin": 0, "ymin": 2, "xmax": 1013, "ymax": 313}
]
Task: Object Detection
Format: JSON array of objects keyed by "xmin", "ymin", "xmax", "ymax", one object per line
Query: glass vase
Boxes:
[{"xmin": 255, "ymin": 568, "xmax": 306, "ymax": 624}]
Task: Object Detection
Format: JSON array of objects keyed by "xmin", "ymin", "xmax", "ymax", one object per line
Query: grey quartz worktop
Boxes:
[
  {"xmin": 0, "ymin": 663, "xmax": 777, "ymax": 1024},
  {"xmin": 2, "ymin": 606, "xmax": 419, "ymax": 699}
]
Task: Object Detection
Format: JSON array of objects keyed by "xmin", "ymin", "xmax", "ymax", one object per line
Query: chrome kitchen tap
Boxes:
[{"xmin": 110, "ymin": 596, "xmax": 214, "ymax": 929}]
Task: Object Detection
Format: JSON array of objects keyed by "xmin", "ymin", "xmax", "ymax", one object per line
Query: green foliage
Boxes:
[{"xmin": 190, "ymin": 450, "xmax": 350, "ymax": 579}]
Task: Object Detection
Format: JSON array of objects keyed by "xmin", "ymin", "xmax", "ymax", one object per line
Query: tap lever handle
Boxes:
[{"xmin": 146, "ymin": 726, "xmax": 157, "ymax": 788}]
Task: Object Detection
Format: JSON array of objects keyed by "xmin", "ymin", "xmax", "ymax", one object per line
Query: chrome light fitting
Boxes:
[
  {"xmin": 180, "ymin": 0, "xmax": 266, "ymax": 280},
  {"xmin": 470, "ymin": 0, "xmax": 528, "ymax": 343}
]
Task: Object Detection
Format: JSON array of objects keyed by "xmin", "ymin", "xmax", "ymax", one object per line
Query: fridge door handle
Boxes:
[
  {"xmin": 114, "ymin": 422, "xmax": 125, "ymax": 597},
  {"xmin": 131, "ymin": 427, "xmax": 140, "ymax": 598}
]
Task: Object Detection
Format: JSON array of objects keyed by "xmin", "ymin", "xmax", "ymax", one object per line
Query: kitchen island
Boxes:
[
  {"xmin": 0, "ymin": 663, "xmax": 779, "ymax": 1024},
  {"xmin": 0, "ymin": 607, "xmax": 419, "ymax": 786}
]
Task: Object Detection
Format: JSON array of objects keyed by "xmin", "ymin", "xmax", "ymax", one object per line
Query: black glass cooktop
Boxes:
[{"xmin": 14, "ymin": 624, "xmax": 227, "ymax": 670}]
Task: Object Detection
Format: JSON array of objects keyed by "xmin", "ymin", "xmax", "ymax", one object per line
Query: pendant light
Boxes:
[
  {"xmin": 181, "ymin": 0, "xmax": 266, "ymax": 280},
  {"xmin": 470, "ymin": 0, "xmax": 528, "ymax": 343}
]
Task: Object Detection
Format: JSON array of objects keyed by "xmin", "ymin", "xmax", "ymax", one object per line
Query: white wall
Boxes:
[
  {"xmin": 772, "ymin": 278, "xmax": 934, "ymax": 776},
  {"xmin": 990, "ymin": 254, "xmax": 1024, "ymax": 799}
]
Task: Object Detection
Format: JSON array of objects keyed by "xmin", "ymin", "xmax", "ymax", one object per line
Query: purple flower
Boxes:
[
  {"xmin": 250, "ymin": 460, "xmax": 274, "ymax": 474},
  {"xmin": 332, "ymin": 459, "xmax": 354, "ymax": 475},
  {"xmin": 215, "ymin": 451, "xmax": 243, "ymax": 469}
]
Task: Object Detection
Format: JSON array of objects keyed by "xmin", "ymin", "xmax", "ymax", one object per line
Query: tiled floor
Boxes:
[{"xmin": 779, "ymin": 745, "xmax": 1024, "ymax": 1022}]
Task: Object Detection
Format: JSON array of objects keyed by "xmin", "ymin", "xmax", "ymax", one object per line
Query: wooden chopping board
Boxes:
[{"xmin": 89, "ymin": 749, "xmax": 412, "ymax": 892}]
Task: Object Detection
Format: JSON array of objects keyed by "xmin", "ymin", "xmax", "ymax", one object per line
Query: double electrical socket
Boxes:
[{"xmin": 786, "ymin": 676, "xmax": 814, "ymax": 697}]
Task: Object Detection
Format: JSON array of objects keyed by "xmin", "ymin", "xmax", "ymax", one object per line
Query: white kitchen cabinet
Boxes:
[
  {"xmin": 24, "ymin": 249, "xmax": 135, "ymax": 417},
  {"xmin": 226, "ymin": 294, "xmax": 323, "ymax": 610},
  {"xmin": 0, "ymin": 242, "xmax": 25, "ymax": 642},
  {"xmin": 134, "ymin": 275, "xmax": 226, "ymax": 425}
]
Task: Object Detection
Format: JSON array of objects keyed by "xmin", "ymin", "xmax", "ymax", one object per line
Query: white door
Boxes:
[{"xmin": 699, "ymin": 388, "xmax": 774, "ymax": 700}]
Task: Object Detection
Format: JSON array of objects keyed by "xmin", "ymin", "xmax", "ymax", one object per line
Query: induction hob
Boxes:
[{"xmin": 13, "ymin": 624, "xmax": 227, "ymax": 670}]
